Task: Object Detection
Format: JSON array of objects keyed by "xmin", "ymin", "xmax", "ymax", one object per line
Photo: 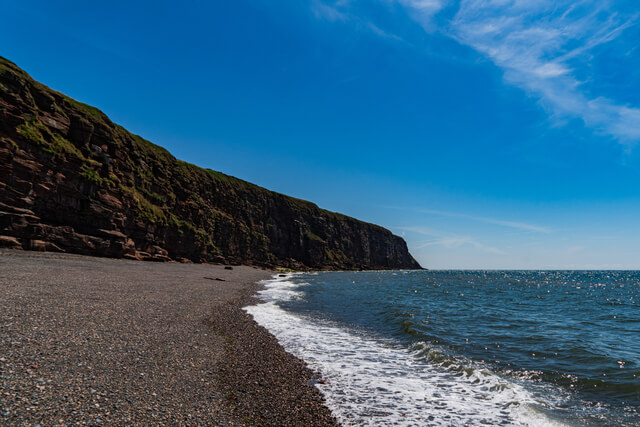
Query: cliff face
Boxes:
[{"xmin": 0, "ymin": 57, "xmax": 421, "ymax": 270}]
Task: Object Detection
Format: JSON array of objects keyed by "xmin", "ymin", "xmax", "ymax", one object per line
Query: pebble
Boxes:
[{"xmin": 0, "ymin": 250, "xmax": 335, "ymax": 425}]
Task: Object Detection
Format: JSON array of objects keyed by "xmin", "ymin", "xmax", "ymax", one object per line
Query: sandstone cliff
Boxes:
[{"xmin": 0, "ymin": 57, "xmax": 421, "ymax": 270}]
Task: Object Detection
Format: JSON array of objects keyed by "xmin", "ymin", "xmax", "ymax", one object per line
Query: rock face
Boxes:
[{"xmin": 0, "ymin": 57, "xmax": 422, "ymax": 270}]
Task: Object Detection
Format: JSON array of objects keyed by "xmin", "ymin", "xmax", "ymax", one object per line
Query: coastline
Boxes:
[
  {"xmin": 206, "ymin": 277, "xmax": 338, "ymax": 426},
  {"xmin": 0, "ymin": 249, "xmax": 336, "ymax": 425}
]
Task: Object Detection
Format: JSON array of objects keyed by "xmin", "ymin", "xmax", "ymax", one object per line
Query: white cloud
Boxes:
[
  {"xmin": 398, "ymin": 0, "xmax": 449, "ymax": 29},
  {"xmin": 311, "ymin": 0, "xmax": 348, "ymax": 21},
  {"xmin": 399, "ymin": 0, "xmax": 640, "ymax": 143},
  {"xmin": 395, "ymin": 226, "xmax": 505, "ymax": 254},
  {"xmin": 416, "ymin": 237, "xmax": 505, "ymax": 254},
  {"xmin": 395, "ymin": 0, "xmax": 447, "ymax": 13},
  {"xmin": 388, "ymin": 207, "xmax": 550, "ymax": 233},
  {"xmin": 311, "ymin": 0, "xmax": 640, "ymax": 143},
  {"xmin": 312, "ymin": 0, "xmax": 405, "ymax": 40},
  {"xmin": 366, "ymin": 21, "xmax": 404, "ymax": 40},
  {"xmin": 421, "ymin": 208, "xmax": 551, "ymax": 232}
]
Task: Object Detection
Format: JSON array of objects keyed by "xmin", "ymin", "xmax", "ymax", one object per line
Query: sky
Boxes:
[{"xmin": 2, "ymin": 0, "xmax": 640, "ymax": 269}]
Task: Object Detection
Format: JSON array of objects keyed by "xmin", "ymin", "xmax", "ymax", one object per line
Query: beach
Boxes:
[{"xmin": 0, "ymin": 249, "xmax": 337, "ymax": 426}]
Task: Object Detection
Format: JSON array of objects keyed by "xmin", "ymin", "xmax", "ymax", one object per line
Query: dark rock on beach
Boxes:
[{"xmin": 0, "ymin": 56, "xmax": 421, "ymax": 271}]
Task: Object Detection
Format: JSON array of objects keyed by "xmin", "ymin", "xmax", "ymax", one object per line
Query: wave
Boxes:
[{"xmin": 245, "ymin": 275, "xmax": 565, "ymax": 426}]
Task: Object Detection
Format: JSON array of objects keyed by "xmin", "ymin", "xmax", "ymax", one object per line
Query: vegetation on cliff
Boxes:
[{"xmin": 0, "ymin": 57, "xmax": 421, "ymax": 270}]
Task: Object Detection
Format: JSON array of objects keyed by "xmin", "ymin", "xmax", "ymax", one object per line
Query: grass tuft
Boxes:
[{"xmin": 16, "ymin": 120, "xmax": 46, "ymax": 145}]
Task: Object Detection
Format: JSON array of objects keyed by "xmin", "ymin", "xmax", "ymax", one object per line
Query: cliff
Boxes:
[{"xmin": 0, "ymin": 57, "xmax": 421, "ymax": 270}]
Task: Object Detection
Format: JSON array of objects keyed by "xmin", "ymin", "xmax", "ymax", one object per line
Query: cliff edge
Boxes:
[{"xmin": 0, "ymin": 57, "xmax": 421, "ymax": 270}]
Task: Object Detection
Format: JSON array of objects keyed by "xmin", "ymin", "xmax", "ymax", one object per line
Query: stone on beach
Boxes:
[{"xmin": 0, "ymin": 249, "xmax": 336, "ymax": 425}]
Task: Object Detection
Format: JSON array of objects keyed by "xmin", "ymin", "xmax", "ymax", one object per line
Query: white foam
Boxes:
[
  {"xmin": 245, "ymin": 275, "xmax": 566, "ymax": 426},
  {"xmin": 255, "ymin": 277, "xmax": 306, "ymax": 302}
]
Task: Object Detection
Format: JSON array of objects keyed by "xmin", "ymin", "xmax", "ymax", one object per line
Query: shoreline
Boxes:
[
  {"xmin": 206, "ymin": 276, "xmax": 338, "ymax": 426},
  {"xmin": 0, "ymin": 249, "xmax": 336, "ymax": 425}
]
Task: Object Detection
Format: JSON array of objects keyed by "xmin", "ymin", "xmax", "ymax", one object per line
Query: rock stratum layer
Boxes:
[{"xmin": 0, "ymin": 57, "xmax": 421, "ymax": 270}]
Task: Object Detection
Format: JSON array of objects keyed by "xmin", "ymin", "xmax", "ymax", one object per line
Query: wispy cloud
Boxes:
[
  {"xmin": 311, "ymin": 0, "xmax": 348, "ymax": 21},
  {"xmin": 417, "ymin": 208, "xmax": 550, "ymax": 233},
  {"xmin": 399, "ymin": 0, "xmax": 640, "ymax": 143},
  {"xmin": 315, "ymin": 1, "xmax": 640, "ymax": 144},
  {"xmin": 418, "ymin": 237, "xmax": 505, "ymax": 255},
  {"xmin": 397, "ymin": 0, "xmax": 449, "ymax": 30},
  {"xmin": 396, "ymin": 226, "xmax": 505, "ymax": 254},
  {"xmin": 386, "ymin": 206, "xmax": 550, "ymax": 233},
  {"xmin": 311, "ymin": 0, "xmax": 405, "ymax": 40},
  {"xmin": 366, "ymin": 21, "xmax": 404, "ymax": 40}
]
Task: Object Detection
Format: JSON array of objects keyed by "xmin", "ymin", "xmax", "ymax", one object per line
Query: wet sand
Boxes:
[{"xmin": 0, "ymin": 250, "xmax": 337, "ymax": 426}]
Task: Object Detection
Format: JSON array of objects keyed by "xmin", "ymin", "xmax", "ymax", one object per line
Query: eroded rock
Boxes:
[{"xmin": 0, "ymin": 56, "xmax": 422, "ymax": 270}]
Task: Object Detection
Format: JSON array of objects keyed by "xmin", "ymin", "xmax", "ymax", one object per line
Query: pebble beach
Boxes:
[{"xmin": 0, "ymin": 249, "xmax": 337, "ymax": 426}]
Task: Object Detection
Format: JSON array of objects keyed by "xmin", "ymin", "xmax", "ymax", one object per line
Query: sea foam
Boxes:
[{"xmin": 245, "ymin": 275, "xmax": 564, "ymax": 426}]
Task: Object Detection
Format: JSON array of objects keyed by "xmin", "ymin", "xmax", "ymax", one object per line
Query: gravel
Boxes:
[{"xmin": 0, "ymin": 249, "xmax": 337, "ymax": 426}]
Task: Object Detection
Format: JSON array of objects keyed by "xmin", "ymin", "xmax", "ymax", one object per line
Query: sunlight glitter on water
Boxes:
[{"xmin": 245, "ymin": 275, "xmax": 563, "ymax": 426}]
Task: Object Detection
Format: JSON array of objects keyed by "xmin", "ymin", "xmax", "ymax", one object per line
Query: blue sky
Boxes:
[{"xmin": 2, "ymin": 0, "xmax": 640, "ymax": 268}]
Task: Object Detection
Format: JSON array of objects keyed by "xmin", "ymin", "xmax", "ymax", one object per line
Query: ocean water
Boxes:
[{"xmin": 244, "ymin": 271, "xmax": 640, "ymax": 426}]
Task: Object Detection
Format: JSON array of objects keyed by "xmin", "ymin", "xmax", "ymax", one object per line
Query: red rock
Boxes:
[
  {"xmin": 29, "ymin": 240, "xmax": 47, "ymax": 251},
  {"xmin": 0, "ymin": 235, "xmax": 22, "ymax": 248},
  {"xmin": 97, "ymin": 229, "xmax": 127, "ymax": 240},
  {"xmin": 35, "ymin": 183, "xmax": 51, "ymax": 194},
  {"xmin": 0, "ymin": 57, "xmax": 422, "ymax": 271},
  {"xmin": 12, "ymin": 178, "xmax": 32, "ymax": 193},
  {"xmin": 150, "ymin": 245, "xmax": 168, "ymax": 257},
  {"xmin": 39, "ymin": 113, "xmax": 70, "ymax": 132},
  {"xmin": 12, "ymin": 156, "xmax": 41, "ymax": 176},
  {"xmin": 98, "ymin": 192, "xmax": 123, "ymax": 210}
]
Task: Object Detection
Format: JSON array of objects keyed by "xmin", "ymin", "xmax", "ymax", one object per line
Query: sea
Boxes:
[{"xmin": 244, "ymin": 270, "xmax": 640, "ymax": 426}]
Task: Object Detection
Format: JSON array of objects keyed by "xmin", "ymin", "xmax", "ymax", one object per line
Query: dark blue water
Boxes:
[{"xmin": 267, "ymin": 270, "xmax": 640, "ymax": 425}]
